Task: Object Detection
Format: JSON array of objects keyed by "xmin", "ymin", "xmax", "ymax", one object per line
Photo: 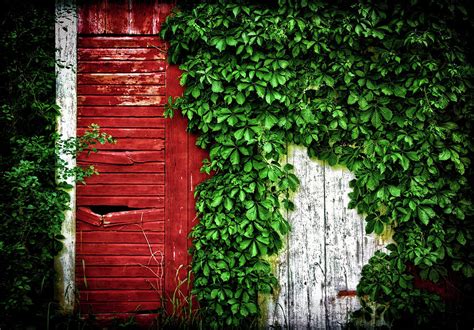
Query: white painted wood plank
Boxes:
[
  {"xmin": 265, "ymin": 146, "xmax": 384, "ymax": 329},
  {"xmin": 54, "ymin": 0, "xmax": 77, "ymax": 315}
]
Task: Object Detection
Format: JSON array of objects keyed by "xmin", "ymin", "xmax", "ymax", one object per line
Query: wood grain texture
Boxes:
[
  {"xmin": 78, "ymin": 151, "xmax": 165, "ymax": 164},
  {"xmin": 78, "ymin": 106, "xmax": 164, "ymax": 117},
  {"xmin": 80, "ymin": 163, "xmax": 165, "ymax": 173},
  {"xmin": 79, "ymin": 301, "xmax": 160, "ymax": 314},
  {"xmin": 164, "ymin": 63, "xmax": 190, "ymax": 311},
  {"xmin": 264, "ymin": 146, "xmax": 385, "ymax": 329},
  {"xmin": 78, "ymin": 73, "xmax": 165, "ymax": 85},
  {"xmin": 77, "ymin": 85, "xmax": 165, "ymax": 95},
  {"xmin": 77, "ymin": 196, "xmax": 164, "ymax": 208},
  {"xmin": 79, "ymin": 36, "xmax": 163, "ymax": 48},
  {"xmin": 55, "ymin": 0, "xmax": 77, "ymax": 314},
  {"xmin": 76, "ymin": 277, "xmax": 160, "ymax": 290},
  {"xmin": 78, "ymin": 117, "xmax": 165, "ymax": 128},
  {"xmin": 83, "ymin": 173, "xmax": 165, "ymax": 184},
  {"xmin": 77, "ymin": 0, "xmax": 106, "ymax": 34},
  {"xmin": 78, "ymin": 48, "xmax": 165, "ymax": 61}
]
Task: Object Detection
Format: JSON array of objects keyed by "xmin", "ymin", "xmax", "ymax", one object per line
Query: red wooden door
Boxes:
[{"xmin": 75, "ymin": 1, "xmax": 207, "ymax": 324}]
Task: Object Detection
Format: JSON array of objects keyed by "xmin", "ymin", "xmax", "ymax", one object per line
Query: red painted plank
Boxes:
[
  {"xmin": 77, "ymin": 255, "xmax": 162, "ymax": 266},
  {"xmin": 78, "ymin": 231, "xmax": 164, "ymax": 243},
  {"xmin": 90, "ymin": 138, "xmax": 165, "ymax": 151},
  {"xmin": 78, "ymin": 117, "xmax": 165, "ymax": 128},
  {"xmin": 78, "ymin": 73, "xmax": 165, "ymax": 85},
  {"xmin": 79, "ymin": 163, "xmax": 165, "ymax": 173},
  {"xmin": 84, "ymin": 173, "xmax": 165, "ymax": 184},
  {"xmin": 78, "ymin": 85, "xmax": 165, "ymax": 95},
  {"xmin": 77, "ymin": 265, "xmax": 163, "ymax": 279},
  {"xmin": 78, "ymin": 60, "xmax": 166, "ymax": 74},
  {"xmin": 79, "ymin": 301, "xmax": 160, "ymax": 314},
  {"xmin": 105, "ymin": 0, "xmax": 130, "ymax": 34},
  {"xmin": 78, "ymin": 106, "xmax": 164, "ymax": 117},
  {"xmin": 80, "ymin": 290, "xmax": 160, "ymax": 302},
  {"xmin": 130, "ymin": 0, "xmax": 155, "ymax": 34},
  {"xmin": 78, "ymin": 48, "xmax": 165, "ymax": 61},
  {"xmin": 78, "ymin": 95, "xmax": 165, "ymax": 106},
  {"xmin": 77, "ymin": 243, "xmax": 164, "ymax": 256},
  {"xmin": 78, "ymin": 151, "xmax": 165, "ymax": 164},
  {"xmin": 78, "ymin": 0, "xmax": 106, "ymax": 34},
  {"xmin": 77, "ymin": 196, "xmax": 164, "ymax": 208},
  {"xmin": 76, "ymin": 277, "xmax": 160, "ymax": 290},
  {"xmin": 77, "ymin": 184, "xmax": 164, "ymax": 196},
  {"xmin": 165, "ymin": 63, "xmax": 189, "ymax": 311},
  {"xmin": 78, "ymin": 128, "xmax": 164, "ymax": 139},
  {"xmin": 77, "ymin": 221, "xmax": 164, "ymax": 232},
  {"xmin": 77, "ymin": 207, "xmax": 102, "ymax": 227},
  {"xmin": 152, "ymin": 2, "xmax": 174, "ymax": 34},
  {"xmin": 79, "ymin": 36, "xmax": 163, "ymax": 48},
  {"xmin": 103, "ymin": 208, "xmax": 164, "ymax": 225}
]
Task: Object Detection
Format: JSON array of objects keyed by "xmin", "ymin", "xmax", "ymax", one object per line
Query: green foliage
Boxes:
[
  {"xmin": 0, "ymin": 2, "xmax": 114, "ymax": 328},
  {"xmin": 162, "ymin": 0, "xmax": 474, "ymax": 328}
]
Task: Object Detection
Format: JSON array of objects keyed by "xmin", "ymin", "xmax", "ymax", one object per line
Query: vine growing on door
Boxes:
[{"xmin": 162, "ymin": 0, "xmax": 473, "ymax": 328}]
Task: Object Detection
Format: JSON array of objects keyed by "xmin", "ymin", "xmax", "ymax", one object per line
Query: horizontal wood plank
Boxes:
[
  {"xmin": 77, "ymin": 243, "xmax": 164, "ymax": 256},
  {"xmin": 76, "ymin": 277, "xmax": 160, "ymax": 290},
  {"xmin": 90, "ymin": 138, "xmax": 165, "ymax": 151},
  {"xmin": 77, "ymin": 184, "xmax": 164, "ymax": 196},
  {"xmin": 79, "ymin": 301, "xmax": 161, "ymax": 314},
  {"xmin": 79, "ymin": 290, "xmax": 160, "ymax": 302},
  {"xmin": 79, "ymin": 162, "xmax": 164, "ymax": 173},
  {"xmin": 78, "ymin": 73, "xmax": 165, "ymax": 85},
  {"xmin": 78, "ymin": 128, "xmax": 164, "ymax": 139},
  {"xmin": 78, "ymin": 84, "xmax": 165, "ymax": 95},
  {"xmin": 78, "ymin": 48, "xmax": 165, "ymax": 61},
  {"xmin": 77, "ymin": 255, "xmax": 162, "ymax": 266},
  {"xmin": 77, "ymin": 221, "xmax": 164, "ymax": 232},
  {"xmin": 78, "ymin": 95, "xmax": 165, "ymax": 106},
  {"xmin": 78, "ymin": 151, "xmax": 165, "ymax": 164},
  {"xmin": 77, "ymin": 196, "xmax": 164, "ymax": 208},
  {"xmin": 77, "ymin": 265, "xmax": 164, "ymax": 278},
  {"xmin": 78, "ymin": 106, "xmax": 164, "ymax": 117},
  {"xmin": 79, "ymin": 36, "xmax": 164, "ymax": 48},
  {"xmin": 77, "ymin": 207, "xmax": 102, "ymax": 227},
  {"xmin": 78, "ymin": 231, "xmax": 163, "ymax": 244},
  {"xmin": 78, "ymin": 117, "xmax": 165, "ymax": 128},
  {"xmin": 83, "ymin": 173, "xmax": 165, "ymax": 184}
]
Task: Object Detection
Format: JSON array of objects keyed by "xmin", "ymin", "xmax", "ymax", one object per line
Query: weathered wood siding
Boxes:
[
  {"xmin": 265, "ymin": 146, "xmax": 385, "ymax": 329},
  {"xmin": 55, "ymin": 0, "xmax": 77, "ymax": 315},
  {"xmin": 74, "ymin": 1, "xmax": 208, "ymax": 324}
]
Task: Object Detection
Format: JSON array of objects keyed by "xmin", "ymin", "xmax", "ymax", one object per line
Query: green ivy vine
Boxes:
[{"xmin": 161, "ymin": 0, "xmax": 473, "ymax": 328}]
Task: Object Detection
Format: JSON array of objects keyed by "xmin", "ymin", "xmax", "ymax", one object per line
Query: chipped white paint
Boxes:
[
  {"xmin": 54, "ymin": 0, "xmax": 77, "ymax": 314},
  {"xmin": 265, "ymin": 145, "xmax": 384, "ymax": 329}
]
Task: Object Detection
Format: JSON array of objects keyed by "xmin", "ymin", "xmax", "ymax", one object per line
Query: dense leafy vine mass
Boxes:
[{"xmin": 162, "ymin": 0, "xmax": 473, "ymax": 328}]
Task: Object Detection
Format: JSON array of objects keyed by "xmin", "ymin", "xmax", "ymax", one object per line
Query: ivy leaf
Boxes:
[
  {"xmin": 212, "ymin": 81, "xmax": 224, "ymax": 93},
  {"xmin": 211, "ymin": 195, "xmax": 223, "ymax": 208},
  {"xmin": 388, "ymin": 186, "xmax": 401, "ymax": 197},
  {"xmin": 347, "ymin": 92, "xmax": 358, "ymax": 105},
  {"xmin": 236, "ymin": 92, "xmax": 245, "ymax": 105},
  {"xmin": 418, "ymin": 206, "xmax": 435, "ymax": 225},
  {"xmin": 439, "ymin": 149, "xmax": 451, "ymax": 161},
  {"xmin": 230, "ymin": 150, "xmax": 240, "ymax": 165},
  {"xmin": 246, "ymin": 205, "xmax": 257, "ymax": 220},
  {"xmin": 371, "ymin": 111, "xmax": 382, "ymax": 128},
  {"xmin": 380, "ymin": 107, "xmax": 393, "ymax": 121}
]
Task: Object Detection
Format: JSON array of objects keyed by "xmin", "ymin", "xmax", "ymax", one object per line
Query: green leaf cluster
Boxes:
[{"xmin": 162, "ymin": 0, "xmax": 473, "ymax": 328}]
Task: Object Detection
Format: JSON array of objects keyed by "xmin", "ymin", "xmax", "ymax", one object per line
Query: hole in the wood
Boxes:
[{"xmin": 88, "ymin": 205, "xmax": 141, "ymax": 215}]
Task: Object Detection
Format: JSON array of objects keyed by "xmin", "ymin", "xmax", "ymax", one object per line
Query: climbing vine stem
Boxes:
[{"xmin": 162, "ymin": 0, "xmax": 473, "ymax": 328}]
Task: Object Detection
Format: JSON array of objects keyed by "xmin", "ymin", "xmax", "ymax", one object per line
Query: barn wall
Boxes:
[{"xmin": 264, "ymin": 145, "xmax": 385, "ymax": 329}]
